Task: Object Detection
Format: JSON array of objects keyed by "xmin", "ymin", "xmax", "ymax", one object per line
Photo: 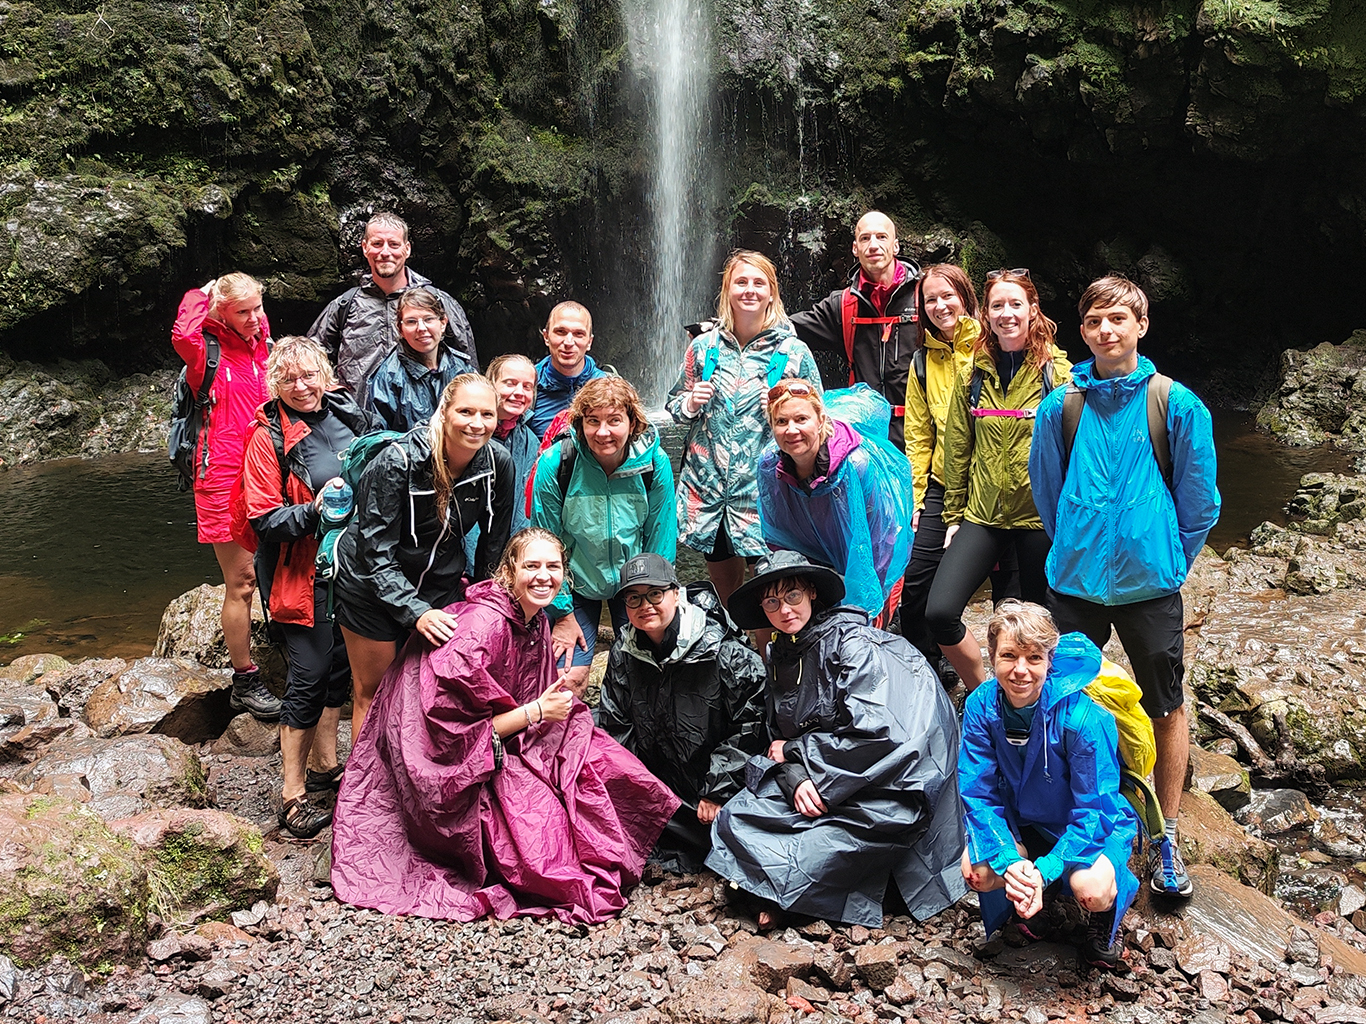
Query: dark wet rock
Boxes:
[
  {"xmin": 208, "ymin": 713, "xmax": 280, "ymax": 757},
  {"xmin": 110, "ymin": 808, "xmax": 278, "ymax": 925},
  {"xmin": 0, "ymin": 793, "xmax": 149, "ymax": 969},
  {"xmin": 1188, "ymin": 746, "xmax": 1251, "ymax": 811},
  {"xmin": 0, "ymin": 683, "xmax": 60, "ymax": 729},
  {"xmin": 852, "ymin": 944, "xmax": 898, "ymax": 990},
  {"xmin": 1241, "ymin": 789, "xmax": 1319, "ymax": 834},
  {"xmin": 42, "ymin": 658, "xmax": 128, "ymax": 719},
  {"xmin": 1314, "ymin": 815, "xmax": 1366, "ymax": 860},
  {"xmin": 1286, "ymin": 474, "xmax": 1366, "ymax": 533},
  {"xmin": 154, "ymin": 586, "xmax": 286, "ymax": 692},
  {"xmin": 811, "ymin": 945, "xmax": 853, "ymax": 991},
  {"xmin": 747, "ymin": 939, "xmax": 814, "ymax": 994},
  {"xmin": 1176, "ymin": 933, "xmax": 1232, "ymax": 976},
  {"xmin": 83, "ymin": 657, "xmax": 234, "ymax": 744},
  {"xmin": 15, "ymin": 734, "xmax": 208, "ymax": 820},
  {"xmin": 0, "ymin": 653, "xmax": 70, "ymax": 686},
  {"xmin": 0, "ymin": 717, "xmax": 93, "ymax": 763},
  {"xmin": 882, "ymin": 967, "xmax": 921, "ymax": 1006},
  {"xmin": 1180, "ymin": 790, "xmax": 1279, "ymax": 895},
  {"xmin": 1256, "ymin": 337, "xmax": 1366, "ymax": 452}
]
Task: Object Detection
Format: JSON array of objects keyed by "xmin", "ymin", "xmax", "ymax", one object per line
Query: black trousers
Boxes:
[
  {"xmin": 925, "ymin": 522, "xmax": 1051, "ymax": 647},
  {"xmin": 279, "ymin": 587, "xmax": 352, "ymax": 730}
]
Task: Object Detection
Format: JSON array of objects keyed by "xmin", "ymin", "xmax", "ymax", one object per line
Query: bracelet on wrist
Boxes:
[
  {"xmin": 535, "ymin": 699, "xmax": 543, "ymax": 723},
  {"xmin": 522, "ymin": 705, "xmax": 532, "ymax": 729}
]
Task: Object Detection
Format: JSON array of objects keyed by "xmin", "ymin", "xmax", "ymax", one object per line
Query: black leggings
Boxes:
[
  {"xmin": 925, "ymin": 523, "xmax": 1052, "ymax": 646},
  {"xmin": 279, "ymin": 587, "xmax": 353, "ymax": 730}
]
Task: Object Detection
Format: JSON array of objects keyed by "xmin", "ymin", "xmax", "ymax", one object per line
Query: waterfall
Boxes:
[{"xmin": 623, "ymin": 0, "xmax": 716, "ymax": 407}]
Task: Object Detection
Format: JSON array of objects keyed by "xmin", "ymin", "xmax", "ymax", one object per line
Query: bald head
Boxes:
[{"xmin": 853, "ymin": 211, "xmax": 899, "ymax": 285}]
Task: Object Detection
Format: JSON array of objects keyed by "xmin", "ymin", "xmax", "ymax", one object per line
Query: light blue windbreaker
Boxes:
[
  {"xmin": 1029, "ymin": 356, "xmax": 1220, "ymax": 606},
  {"xmin": 958, "ymin": 633, "xmax": 1140, "ymax": 943},
  {"xmin": 531, "ymin": 424, "xmax": 677, "ymax": 614}
]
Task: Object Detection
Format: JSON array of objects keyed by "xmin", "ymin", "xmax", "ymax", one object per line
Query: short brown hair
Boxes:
[
  {"xmin": 1078, "ymin": 274, "xmax": 1148, "ymax": 320},
  {"xmin": 569, "ymin": 376, "xmax": 649, "ymax": 442},
  {"xmin": 364, "ymin": 211, "xmax": 409, "ymax": 242},
  {"xmin": 986, "ymin": 600, "xmax": 1061, "ymax": 662}
]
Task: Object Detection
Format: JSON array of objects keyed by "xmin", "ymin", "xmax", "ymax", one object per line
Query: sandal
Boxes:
[
  {"xmin": 305, "ymin": 764, "xmax": 345, "ymax": 793},
  {"xmin": 279, "ymin": 795, "xmax": 333, "ymax": 840}
]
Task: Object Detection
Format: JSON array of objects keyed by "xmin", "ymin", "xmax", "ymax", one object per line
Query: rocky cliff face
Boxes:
[{"xmin": 2, "ymin": 0, "xmax": 1364, "ymax": 395}]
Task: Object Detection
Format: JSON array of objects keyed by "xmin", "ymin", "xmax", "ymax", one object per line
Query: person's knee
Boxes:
[
  {"xmin": 925, "ymin": 594, "xmax": 965, "ymax": 645},
  {"xmin": 1070, "ymin": 858, "xmax": 1117, "ymax": 911},
  {"xmin": 961, "ymin": 848, "xmax": 1000, "ymax": 892}
]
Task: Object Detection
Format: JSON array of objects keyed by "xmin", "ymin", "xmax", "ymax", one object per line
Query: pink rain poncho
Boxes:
[
  {"xmin": 757, "ymin": 386, "xmax": 915, "ymax": 618},
  {"xmin": 331, "ymin": 580, "xmax": 680, "ymax": 922}
]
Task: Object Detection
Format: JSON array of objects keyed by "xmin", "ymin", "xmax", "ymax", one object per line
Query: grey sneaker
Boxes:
[
  {"xmin": 1148, "ymin": 835, "xmax": 1194, "ymax": 897},
  {"xmin": 229, "ymin": 668, "xmax": 282, "ymax": 722}
]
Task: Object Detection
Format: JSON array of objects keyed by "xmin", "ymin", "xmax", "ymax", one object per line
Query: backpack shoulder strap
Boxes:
[
  {"xmin": 840, "ymin": 288, "xmax": 858, "ymax": 385},
  {"xmin": 968, "ymin": 366, "xmax": 985, "ymax": 409},
  {"xmin": 555, "ymin": 435, "xmax": 577, "ymax": 501},
  {"xmin": 198, "ymin": 331, "xmax": 222, "ymax": 405},
  {"xmin": 912, "ymin": 346, "xmax": 928, "ymax": 395},
  {"xmin": 1061, "ymin": 384, "xmax": 1085, "ymax": 475},
  {"xmin": 1041, "ymin": 360, "xmax": 1054, "ymax": 397},
  {"xmin": 1147, "ymin": 373, "xmax": 1174, "ymax": 490}
]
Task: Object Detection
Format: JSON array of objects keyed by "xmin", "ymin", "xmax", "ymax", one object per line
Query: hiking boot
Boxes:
[
  {"xmin": 1081, "ymin": 905, "xmax": 1120, "ymax": 968},
  {"xmin": 229, "ymin": 668, "xmax": 282, "ymax": 722},
  {"xmin": 279, "ymin": 795, "xmax": 333, "ymax": 840},
  {"xmin": 1148, "ymin": 835, "xmax": 1194, "ymax": 898}
]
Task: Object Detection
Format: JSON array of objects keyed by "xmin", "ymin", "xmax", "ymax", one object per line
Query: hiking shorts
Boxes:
[
  {"xmin": 194, "ymin": 486, "xmax": 234, "ymax": 544},
  {"xmin": 1047, "ymin": 589, "xmax": 1185, "ymax": 719}
]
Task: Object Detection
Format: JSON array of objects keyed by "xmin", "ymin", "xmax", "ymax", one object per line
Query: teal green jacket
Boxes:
[{"xmin": 531, "ymin": 424, "xmax": 677, "ymax": 615}]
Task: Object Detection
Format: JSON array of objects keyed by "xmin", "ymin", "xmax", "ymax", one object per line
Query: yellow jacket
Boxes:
[
  {"xmin": 941, "ymin": 343, "xmax": 1073, "ymax": 530},
  {"xmin": 903, "ymin": 316, "xmax": 979, "ymax": 510}
]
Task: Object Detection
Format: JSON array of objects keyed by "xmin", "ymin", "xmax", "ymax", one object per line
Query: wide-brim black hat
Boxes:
[{"xmin": 726, "ymin": 549, "xmax": 846, "ymax": 631}]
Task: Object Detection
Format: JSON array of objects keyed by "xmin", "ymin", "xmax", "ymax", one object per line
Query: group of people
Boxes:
[{"xmin": 171, "ymin": 208, "xmax": 1220, "ymax": 964}]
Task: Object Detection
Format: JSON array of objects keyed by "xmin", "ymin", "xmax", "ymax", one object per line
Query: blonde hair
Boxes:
[
  {"xmin": 492, "ymin": 527, "xmax": 566, "ymax": 593},
  {"xmin": 364, "ymin": 211, "xmax": 409, "ymax": 242},
  {"xmin": 546, "ymin": 300, "xmax": 593, "ymax": 334},
  {"xmin": 210, "ymin": 272, "xmax": 263, "ymax": 317},
  {"xmin": 716, "ymin": 250, "xmax": 787, "ymax": 336},
  {"xmin": 266, "ymin": 336, "xmax": 337, "ymax": 399},
  {"xmin": 569, "ymin": 376, "xmax": 650, "ymax": 442},
  {"xmin": 765, "ymin": 379, "xmax": 834, "ymax": 443},
  {"xmin": 427, "ymin": 374, "xmax": 497, "ymax": 519},
  {"xmin": 485, "ymin": 354, "xmax": 537, "ymax": 405},
  {"xmin": 986, "ymin": 600, "xmax": 1061, "ymax": 661}
]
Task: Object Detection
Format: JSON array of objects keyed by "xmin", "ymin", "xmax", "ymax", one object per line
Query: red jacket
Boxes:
[{"xmin": 171, "ymin": 289, "xmax": 271, "ymax": 495}]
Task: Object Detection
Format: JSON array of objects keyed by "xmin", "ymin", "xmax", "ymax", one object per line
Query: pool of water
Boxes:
[{"xmin": 0, "ymin": 412, "xmax": 1355, "ymax": 666}]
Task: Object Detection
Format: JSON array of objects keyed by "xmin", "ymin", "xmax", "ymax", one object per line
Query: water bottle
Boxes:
[{"xmin": 319, "ymin": 479, "xmax": 353, "ymax": 528}]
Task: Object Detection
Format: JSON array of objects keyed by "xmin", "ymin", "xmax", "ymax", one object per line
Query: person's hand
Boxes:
[
  {"xmin": 685, "ymin": 380, "xmax": 716, "ymax": 416},
  {"xmin": 551, "ymin": 615, "xmax": 588, "ymax": 663},
  {"xmin": 534, "ymin": 677, "xmax": 574, "ymax": 723},
  {"xmin": 912, "ymin": 509, "xmax": 921, "ymax": 532},
  {"xmin": 201, "ymin": 278, "xmax": 217, "ymax": 295},
  {"xmin": 792, "ymin": 780, "xmax": 827, "ymax": 818},
  {"xmin": 416, "ymin": 608, "xmax": 458, "ymax": 647},
  {"xmin": 697, "ymin": 798, "xmax": 721, "ymax": 824},
  {"xmin": 558, "ymin": 665, "xmax": 590, "ymax": 699},
  {"xmin": 943, "ymin": 523, "xmax": 959, "ymax": 550},
  {"xmin": 313, "ymin": 477, "xmax": 344, "ymax": 512},
  {"xmin": 767, "ymin": 739, "xmax": 787, "ymax": 762},
  {"xmin": 1003, "ymin": 860, "xmax": 1045, "ymax": 919}
]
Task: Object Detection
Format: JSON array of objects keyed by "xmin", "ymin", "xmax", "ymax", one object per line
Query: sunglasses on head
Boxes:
[
  {"xmin": 767, "ymin": 380, "xmax": 816, "ymax": 402},
  {"xmin": 985, "ymin": 268, "xmax": 1031, "ymax": 281}
]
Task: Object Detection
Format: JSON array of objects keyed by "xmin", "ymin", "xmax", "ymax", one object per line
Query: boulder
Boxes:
[
  {"xmin": 0, "ymin": 793, "xmax": 149, "ymax": 969},
  {"xmin": 208, "ymin": 713, "xmax": 280, "ymax": 757},
  {"xmin": 153, "ymin": 585, "xmax": 286, "ymax": 691},
  {"xmin": 1255, "ymin": 336, "xmax": 1366, "ymax": 452},
  {"xmin": 1178, "ymin": 789, "xmax": 1279, "ymax": 895},
  {"xmin": 665, "ymin": 977, "xmax": 775, "ymax": 1024},
  {"xmin": 41, "ymin": 658, "xmax": 127, "ymax": 719},
  {"xmin": 0, "ymin": 683, "xmax": 59, "ymax": 729},
  {"xmin": 82, "ymin": 657, "xmax": 234, "ymax": 744},
  {"xmin": 1241, "ymin": 789, "xmax": 1319, "ymax": 833},
  {"xmin": 1188, "ymin": 746, "xmax": 1251, "ymax": 811},
  {"xmin": 852, "ymin": 944, "xmax": 899, "ymax": 990},
  {"xmin": 15, "ymin": 735, "xmax": 209, "ymax": 821},
  {"xmin": 0, "ymin": 653, "xmax": 70, "ymax": 686},
  {"xmin": 747, "ymin": 940, "xmax": 815, "ymax": 994},
  {"xmin": 0, "ymin": 717, "xmax": 93, "ymax": 764},
  {"xmin": 1285, "ymin": 473, "xmax": 1366, "ymax": 534},
  {"xmin": 110, "ymin": 808, "xmax": 278, "ymax": 925},
  {"xmin": 130, "ymin": 992, "xmax": 213, "ymax": 1024}
]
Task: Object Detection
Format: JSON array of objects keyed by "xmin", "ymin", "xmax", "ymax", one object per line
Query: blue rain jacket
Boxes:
[
  {"xmin": 531, "ymin": 423, "xmax": 677, "ymax": 614},
  {"xmin": 757, "ymin": 387, "xmax": 914, "ymax": 619},
  {"xmin": 1029, "ymin": 356, "xmax": 1220, "ymax": 606},
  {"xmin": 528, "ymin": 356, "xmax": 609, "ymax": 439},
  {"xmin": 367, "ymin": 344, "xmax": 474, "ymax": 432},
  {"xmin": 494, "ymin": 413, "xmax": 539, "ymax": 534},
  {"xmin": 959, "ymin": 633, "xmax": 1140, "ymax": 942}
]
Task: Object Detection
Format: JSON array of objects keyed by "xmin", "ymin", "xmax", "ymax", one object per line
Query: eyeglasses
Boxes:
[
  {"xmin": 767, "ymin": 380, "xmax": 815, "ymax": 402},
  {"xmin": 985, "ymin": 268, "xmax": 1031, "ymax": 281},
  {"xmin": 401, "ymin": 316, "xmax": 444, "ymax": 330},
  {"xmin": 760, "ymin": 588, "xmax": 810, "ymax": 613},
  {"xmin": 623, "ymin": 587, "xmax": 673, "ymax": 609},
  {"xmin": 283, "ymin": 371, "xmax": 319, "ymax": 386}
]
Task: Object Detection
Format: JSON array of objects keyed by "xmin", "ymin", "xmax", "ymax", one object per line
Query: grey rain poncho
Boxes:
[{"xmin": 706, "ymin": 607, "xmax": 967, "ymax": 926}]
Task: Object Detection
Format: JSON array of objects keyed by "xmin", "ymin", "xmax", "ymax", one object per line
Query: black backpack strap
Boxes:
[
  {"xmin": 198, "ymin": 332, "xmax": 222, "ymax": 405},
  {"xmin": 968, "ymin": 366, "xmax": 985, "ymax": 410},
  {"xmin": 912, "ymin": 347, "xmax": 928, "ymax": 395},
  {"xmin": 1147, "ymin": 373, "xmax": 1173, "ymax": 490},
  {"xmin": 1061, "ymin": 384, "xmax": 1085, "ymax": 477},
  {"xmin": 1041, "ymin": 360, "xmax": 1054, "ymax": 397},
  {"xmin": 555, "ymin": 435, "xmax": 577, "ymax": 501}
]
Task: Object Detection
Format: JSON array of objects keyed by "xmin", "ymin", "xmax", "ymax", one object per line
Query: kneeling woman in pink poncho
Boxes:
[{"xmin": 331, "ymin": 527, "xmax": 680, "ymax": 922}]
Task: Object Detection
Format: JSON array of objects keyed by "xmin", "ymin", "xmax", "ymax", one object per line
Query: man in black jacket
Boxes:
[
  {"xmin": 596, "ymin": 553, "xmax": 767, "ymax": 872},
  {"xmin": 789, "ymin": 211, "xmax": 921, "ymax": 451}
]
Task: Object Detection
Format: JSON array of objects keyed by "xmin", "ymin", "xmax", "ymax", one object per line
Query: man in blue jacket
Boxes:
[
  {"xmin": 528, "ymin": 301, "xmax": 608, "ymax": 438},
  {"xmin": 1029, "ymin": 275, "xmax": 1220, "ymax": 899}
]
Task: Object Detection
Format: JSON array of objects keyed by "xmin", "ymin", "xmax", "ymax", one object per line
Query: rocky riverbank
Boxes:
[{"xmin": 4, "ymin": 520, "xmax": 1366, "ymax": 1023}]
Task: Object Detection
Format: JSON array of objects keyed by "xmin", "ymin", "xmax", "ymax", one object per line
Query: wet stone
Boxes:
[
  {"xmin": 1243, "ymin": 789, "xmax": 1318, "ymax": 834},
  {"xmin": 749, "ymin": 940, "xmax": 814, "ymax": 994},
  {"xmin": 853, "ymin": 944, "xmax": 898, "ymax": 990},
  {"xmin": 812, "ymin": 947, "xmax": 853, "ymax": 991},
  {"xmin": 1177, "ymin": 934, "xmax": 1233, "ymax": 976},
  {"xmin": 1197, "ymin": 970, "xmax": 1230, "ymax": 1003}
]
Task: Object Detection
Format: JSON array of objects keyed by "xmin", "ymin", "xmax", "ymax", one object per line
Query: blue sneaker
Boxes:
[{"xmin": 1148, "ymin": 836, "xmax": 1194, "ymax": 897}]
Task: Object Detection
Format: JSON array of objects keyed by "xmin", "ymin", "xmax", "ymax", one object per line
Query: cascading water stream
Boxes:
[{"xmin": 622, "ymin": 0, "xmax": 716, "ymax": 407}]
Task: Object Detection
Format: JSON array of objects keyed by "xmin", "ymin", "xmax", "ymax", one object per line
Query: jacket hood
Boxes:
[
  {"xmin": 463, "ymin": 579, "xmax": 537, "ymax": 634},
  {"xmin": 569, "ymin": 420, "xmax": 662, "ymax": 477},
  {"xmin": 1039, "ymin": 632, "xmax": 1104, "ymax": 711},
  {"xmin": 1069, "ymin": 354, "xmax": 1157, "ymax": 395},
  {"xmin": 536, "ymin": 354, "xmax": 602, "ymax": 393},
  {"xmin": 773, "ymin": 419, "xmax": 860, "ymax": 488},
  {"xmin": 924, "ymin": 315, "xmax": 980, "ymax": 354},
  {"xmin": 782, "ymin": 605, "xmax": 869, "ymax": 653}
]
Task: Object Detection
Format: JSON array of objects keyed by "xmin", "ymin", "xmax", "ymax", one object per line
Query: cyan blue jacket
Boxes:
[
  {"xmin": 959, "ymin": 633, "xmax": 1139, "ymax": 941},
  {"xmin": 493, "ymin": 413, "xmax": 539, "ymax": 534},
  {"xmin": 1029, "ymin": 356, "xmax": 1220, "ymax": 606},
  {"xmin": 527, "ymin": 355, "xmax": 609, "ymax": 439},
  {"xmin": 368, "ymin": 344, "xmax": 474, "ymax": 432}
]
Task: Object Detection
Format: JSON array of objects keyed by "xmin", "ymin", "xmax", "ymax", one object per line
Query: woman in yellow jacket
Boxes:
[
  {"xmin": 924, "ymin": 269, "xmax": 1072, "ymax": 688},
  {"xmin": 900, "ymin": 265, "xmax": 981, "ymax": 671}
]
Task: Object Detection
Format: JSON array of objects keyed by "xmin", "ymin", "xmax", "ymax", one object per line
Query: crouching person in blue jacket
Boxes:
[{"xmin": 959, "ymin": 600, "xmax": 1139, "ymax": 969}]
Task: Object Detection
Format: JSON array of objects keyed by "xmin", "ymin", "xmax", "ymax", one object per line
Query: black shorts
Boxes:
[
  {"xmin": 702, "ymin": 520, "xmax": 761, "ymax": 565},
  {"xmin": 334, "ymin": 588, "xmax": 410, "ymax": 644},
  {"xmin": 1047, "ymin": 589, "xmax": 1185, "ymax": 719}
]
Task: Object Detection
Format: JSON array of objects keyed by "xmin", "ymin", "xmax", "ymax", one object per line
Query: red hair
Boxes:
[{"xmin": 976, "ymin": 271, "xmax": 1058, "ymax": 368}]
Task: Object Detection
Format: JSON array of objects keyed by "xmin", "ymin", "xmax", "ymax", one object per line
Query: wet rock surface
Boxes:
[
  {"xmin": 153, "ymin": 586, "xmax": 287, "ymax": 693},
  {"xmin": 83, "ymin": 658, "xmax": 234, "ymax": 745},
  {"xmin": 1256, "ymin": 337, "xmax": 1366, "ymax": 458}
]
